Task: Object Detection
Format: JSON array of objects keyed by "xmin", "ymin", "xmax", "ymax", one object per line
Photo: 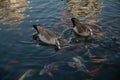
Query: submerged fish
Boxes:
[
  {"xmin": 68, "ymin": 56, "xmax": 88, "ymax": 72},
  {"xmin": 90, "ymin": 57, "xmax": 108, "ymax": 63},
  {"xmin": 88, "ymin": 68, "xmax": 100, "ymax": 75},
  {"xmin": 19, "ymin": 69, "xmax": 36, "ymax": 80},
  {"xmin": 39, "ymin": 63, "xmax": 58, "ymax": 78}
]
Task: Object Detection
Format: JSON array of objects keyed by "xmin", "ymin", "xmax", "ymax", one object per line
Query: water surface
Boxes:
[{"xmin": 0, "ymin": 0, "xmax": 120, "ymax": 80}]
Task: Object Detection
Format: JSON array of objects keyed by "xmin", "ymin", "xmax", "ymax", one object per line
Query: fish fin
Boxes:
[{"xmin": 48, "ymin": 72, "xmax": 54, "ymax": 79}]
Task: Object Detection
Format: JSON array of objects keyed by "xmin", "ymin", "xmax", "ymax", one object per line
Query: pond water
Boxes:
[{"xmin": 0, "ymin": 0, "xmax": 120, "ymax": 80}]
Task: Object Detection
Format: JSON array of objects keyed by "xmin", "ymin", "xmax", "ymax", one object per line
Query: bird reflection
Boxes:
[{"xmin": 0, "ymin": 0, "xmax": 29, "ymax": 25}]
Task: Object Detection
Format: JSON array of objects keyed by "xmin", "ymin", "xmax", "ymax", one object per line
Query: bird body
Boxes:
[
  {"xmin": 33, "ymin": 25, "xmax": 61, "ymax": 50},
  {"xmin": 71, "ymin": 18, "xmax": 93, "ymax": 37}
]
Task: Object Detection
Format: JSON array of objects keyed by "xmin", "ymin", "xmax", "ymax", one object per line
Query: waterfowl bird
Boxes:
[
  {"xmin": 71, "ymin": 18, "xmax": 93, "ymax": 37},
  {"xmin": 33, "ymin": 25, "xmax": 61, "ymax": 50}
]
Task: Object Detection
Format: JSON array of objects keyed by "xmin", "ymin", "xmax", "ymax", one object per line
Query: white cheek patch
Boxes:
[{"xmin": 73, "ymin": 27, "xmax": 79, "ymax": 33}]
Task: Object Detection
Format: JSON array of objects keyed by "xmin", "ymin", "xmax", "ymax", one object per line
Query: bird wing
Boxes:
[
  {"xmin": 40, "ymin": 29, "xmax": 56, "ymax": 41},
  {"xmin": 45, "ymin": 29, "xmax": 56, "ymax": 37}
]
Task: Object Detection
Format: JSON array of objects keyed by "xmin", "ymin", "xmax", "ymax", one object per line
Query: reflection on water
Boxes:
[
  {"xmin": 65, "ymin": 0, "xmax": 103, "ymax": 19},
  {"xmin": 0, "ymin": 0, "xmax": 29, "ymax": 26}
]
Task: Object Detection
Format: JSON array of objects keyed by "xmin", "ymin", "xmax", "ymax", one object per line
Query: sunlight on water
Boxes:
[
  {"xmin": 0, "ymin": 0, "xmax": 29, "ymax": 26},
  {"xmin": 65, "ymin": 0, "xmax": 103, "ymax": 19}
]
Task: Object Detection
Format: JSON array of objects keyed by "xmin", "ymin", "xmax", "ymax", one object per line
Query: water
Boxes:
[{"xmin": 0, "ymin": 0, "xmax": 120, "ymax": 80}]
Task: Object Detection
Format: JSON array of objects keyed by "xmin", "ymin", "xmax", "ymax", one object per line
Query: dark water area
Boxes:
[{"xmin": 0, "ymin": 0, "xmax": 120, "ymax": 80}]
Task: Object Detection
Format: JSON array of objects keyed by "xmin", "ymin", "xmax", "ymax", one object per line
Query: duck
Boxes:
[
  {"xmin": 71, "ymin": 18, "xmax": 93, "ymax": 37},
  {"xmin": 32, "ymin": 24, "xmax": 61, "ymax": 50}
]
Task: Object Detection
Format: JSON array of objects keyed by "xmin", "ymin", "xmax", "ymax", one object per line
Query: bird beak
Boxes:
[
  {"xmin": 71, "ymin": 18, "xmax": 76, "ymax": 27},
  {"xmin": 33, "ymin": 25, "xmax": 38, "ymax": 30}
]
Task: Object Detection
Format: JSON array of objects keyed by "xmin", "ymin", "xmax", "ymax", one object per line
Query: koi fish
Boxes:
[
  {"xmin": 88, "ymin": 68, "xmax": 100, "ymax": 75},
  {"xmin": 19, "ymin": 69, "xmax": 36, "ymax": 80},
  {"xmin": 90, "ymin": 57, "xmax": 108, "ymax": 63},
  {"xmin": 39, "ymin": 63, "xmax": 58, "ymax": 79},
  {"xmin": 68, "ymin": 56, "xmax": 88, "ymax": 72}
]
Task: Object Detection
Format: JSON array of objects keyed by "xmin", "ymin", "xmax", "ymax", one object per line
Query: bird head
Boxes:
[{"xmin": 33, "ymin": 24, "xmax": 42, "ymax": 33}]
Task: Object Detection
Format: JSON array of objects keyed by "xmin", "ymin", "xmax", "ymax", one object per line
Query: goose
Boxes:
[
  {"xmin": 71, "ymin": 18, "xmax": 93, "ymax": 37},
  {"xmin": 32, "ymin": 24, "xmax": 61, "ymax": 50}
]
